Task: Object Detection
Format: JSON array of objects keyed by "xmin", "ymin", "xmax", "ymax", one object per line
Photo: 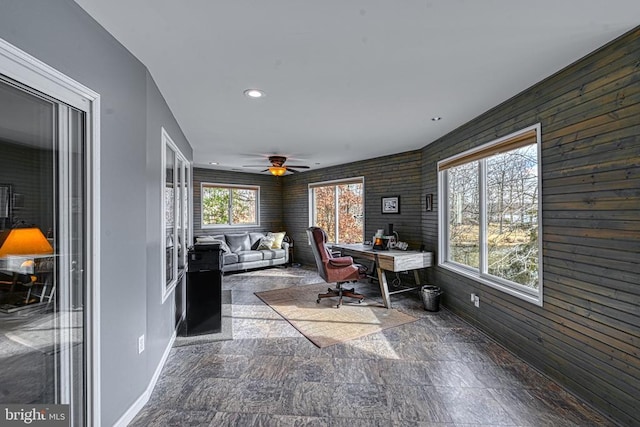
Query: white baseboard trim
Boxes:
[{"xmin": 113, "ymin": 330, "xmax": 177, "ymax": 427}]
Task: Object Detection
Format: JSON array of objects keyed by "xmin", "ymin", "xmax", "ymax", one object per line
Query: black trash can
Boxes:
[{"xmin": 421, "ymin": 285, "xmax": 442, "ymax": 312}]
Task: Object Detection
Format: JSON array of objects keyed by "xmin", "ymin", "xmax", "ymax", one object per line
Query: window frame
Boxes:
[
  {"xmin": 437, "ymin": 124, "xmax": 543, "ymax": 306},
  {"xmin": 200, "ymin": 182, "xmax": 260, "ymax": 228},
  {"xmin": 161, "ymin": 127, "xmax": 191, "ymax": 303},
  {"xmin": 308, "ymin": 176, "xmax": 365, "ymax": 244}
]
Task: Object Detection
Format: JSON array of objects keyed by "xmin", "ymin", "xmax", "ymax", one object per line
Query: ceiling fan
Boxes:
[{"xmin": 243, "ymin": 155, "xmax": 310, "ymax": 176}]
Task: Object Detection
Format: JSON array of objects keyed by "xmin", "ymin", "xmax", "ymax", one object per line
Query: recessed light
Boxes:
[
  {"xmin": 244, "ymin": 89, "xmax": 265, "ymax": 99},
  {"xmin": 209, "ymin": 162, "xmax": 219, "ymax": 165},
  {"xmin": 431, "ymin": 117, "xmax": 442, "ymax": 121}
]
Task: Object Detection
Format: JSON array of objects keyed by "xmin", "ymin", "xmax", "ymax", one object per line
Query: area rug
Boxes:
[{"xmin": 255, "ymin": 283, "xmax": 417, "ymax": 348}]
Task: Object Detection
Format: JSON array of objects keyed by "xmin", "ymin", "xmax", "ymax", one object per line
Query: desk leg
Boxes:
[
  {"xmin": 377, "ymin": 266, "xmax": 392, "ymax": 308},
  {"xmin": 413, "ymin": 270, "xmax": 422, "ymax": 286}
]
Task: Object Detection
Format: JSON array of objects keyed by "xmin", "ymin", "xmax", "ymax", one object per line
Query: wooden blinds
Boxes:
[{"xmin": 438, "ymin": 128, "xmax": 538, "ymax": 171}]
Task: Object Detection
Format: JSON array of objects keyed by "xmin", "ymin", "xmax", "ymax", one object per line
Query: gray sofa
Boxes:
[{"xmin": 195, "ymin": 231, "xmax": 289, "ymax": 272}]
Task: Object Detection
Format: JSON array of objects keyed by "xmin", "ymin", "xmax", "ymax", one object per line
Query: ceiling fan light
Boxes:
[{"xmin": 268, "ymin": 166, "xmax": 286, "ymax": 176}]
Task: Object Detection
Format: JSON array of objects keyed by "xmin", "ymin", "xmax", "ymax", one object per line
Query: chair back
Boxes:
[{"xmin": 306, "ymin": 226, "xmax": 332, "ymax": 282}]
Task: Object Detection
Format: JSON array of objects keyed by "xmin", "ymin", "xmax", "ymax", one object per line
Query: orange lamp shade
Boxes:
[
  {"xmin": 268, "ymin": 166, "xmax": 286, "ymax": 176},
  {"xmin": 0, "ymin": 228, "xmax": 54, "ymax": 257}
]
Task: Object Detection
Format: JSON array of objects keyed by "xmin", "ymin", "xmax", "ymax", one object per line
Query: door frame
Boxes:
[{"xmin": 0, "ymin": 37, "xmax": 101, "ymax": 426}]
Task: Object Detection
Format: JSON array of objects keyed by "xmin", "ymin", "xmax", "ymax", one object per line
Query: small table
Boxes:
[{"xmin": 332, "ymin": 244, "xmax": 433, "ymax": 308}]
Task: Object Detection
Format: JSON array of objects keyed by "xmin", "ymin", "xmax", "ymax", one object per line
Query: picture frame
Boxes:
[
  {"xmin": 0, "ymin": 184, "xmax": 11, "ymax": 230},
  {"xmin": 426, "ymin": 194, "xmax": 433, "ymax": 212},
  {"xmin": 381, "ymin": 196, "xmax": 400, "ymax": 214},
  {"xmin": 0, "ymin": 184, "xmax": 10, "ymax": 218}
]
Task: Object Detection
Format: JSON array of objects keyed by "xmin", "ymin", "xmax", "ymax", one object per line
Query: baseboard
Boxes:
[{"xmin": 112, "ymin": 330, "xmax": 177, "ymax": 427}]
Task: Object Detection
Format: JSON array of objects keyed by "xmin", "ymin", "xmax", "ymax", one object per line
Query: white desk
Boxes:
[{"xmin": 332, "ymin": 244, "xmax": 433, "ymax": 308}]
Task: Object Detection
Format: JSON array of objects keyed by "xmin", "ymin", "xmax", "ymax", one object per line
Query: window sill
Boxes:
[{"xmin": 439, "ymin": 261, "xmax": 542, "ymax": 307}]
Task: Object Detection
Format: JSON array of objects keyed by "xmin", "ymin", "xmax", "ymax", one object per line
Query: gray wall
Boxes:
[
  {"xmin": 0, "ymin": 1, "xmax": 193, "ymax": 425},
  {"xmin": 421, "ymin": 27, "xmax": 640, "ymax": 426},
  {"xmin": 145, "ymin": 73, "xmax": 192, "ymax": 390},
  {"xmin": 193, "ymin": 167, "xmax": 284, "ymax": 238},
  {"xmin": 282, "ymin": 150, "xmax": 424, "ymax": 269}
]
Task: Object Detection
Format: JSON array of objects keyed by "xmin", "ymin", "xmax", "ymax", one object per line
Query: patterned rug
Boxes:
[{"xmin": 255, "ymin": 283, "xmax": 417, "ymax": 348}]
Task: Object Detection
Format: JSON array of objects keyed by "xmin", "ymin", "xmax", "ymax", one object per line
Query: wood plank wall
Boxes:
[
  {"xmin": 421, "ymin": 27, "xmax": 640, "ymax": 426},
  {"xmin": 282, "ymin": 150, "xmax": 423, "ymax": 267},
  {"xmin": 0, "ymin": 140, "xmax": 54, "ymax": 231},
  {"xmin": 192, "ymin": 168, "xmax": 284, "ymax": 238}
]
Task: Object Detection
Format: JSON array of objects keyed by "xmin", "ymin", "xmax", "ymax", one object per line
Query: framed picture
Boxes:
[
  {"xmin": 0, "ymin": 184, "xmax": 10, "ymax": 218},
  {"xmin": 0, "ymin": 184, "xmax": 11, "ymax": 230},
  {"xmin": 426, "ymin": 194, "xmax": 433, "ymax": 212},
  {"xmin": 381, "ymin": 196, "xmax": 400, "ymax": 214}
]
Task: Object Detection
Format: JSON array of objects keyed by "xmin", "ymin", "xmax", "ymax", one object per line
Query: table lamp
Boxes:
[
  {"xmin": 0, "ymin": 227, "xmax": 54, "ymax": 284},
  {"xmin": 0, "ymin": 227, "xmax": 54, "ymax": 257}
]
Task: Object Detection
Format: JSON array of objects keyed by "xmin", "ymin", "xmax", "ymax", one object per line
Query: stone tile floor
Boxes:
[{"xmin": 130, "ymin": 266, "xmax": 615, "ymax": 426}]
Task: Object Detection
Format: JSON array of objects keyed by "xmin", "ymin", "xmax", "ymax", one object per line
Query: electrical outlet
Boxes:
[
  {"xmin": 470, "ymin": 293, "xmax": 476, "ymax": 303},
  {"xmin": 474, "ymin": 295, "xmax": 480, "ymax": 308},
  {"xmin": 138, "ymin": 335, "xmax": 145, "ymax": 354}
]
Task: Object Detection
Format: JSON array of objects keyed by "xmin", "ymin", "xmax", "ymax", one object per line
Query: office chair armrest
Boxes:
[{"xmin": 328, "ymin": 256, "xmax": 354, "ymax": 267}]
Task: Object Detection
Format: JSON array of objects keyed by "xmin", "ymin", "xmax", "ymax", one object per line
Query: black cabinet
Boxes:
[{"xmin": 181, "ymin": 244, "xmax": 223, "ymax": 336}]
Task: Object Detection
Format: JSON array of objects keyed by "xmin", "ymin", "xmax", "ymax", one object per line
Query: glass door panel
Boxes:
[
  {"xmin": 165, "ymin": 145, "xmax": 175, "ymax": 287},
  {"xmin": 0, "ymin": 76, "xmax": 86, "ymax": 425}
]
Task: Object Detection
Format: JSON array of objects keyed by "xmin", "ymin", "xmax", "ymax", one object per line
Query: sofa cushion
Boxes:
[
  {"xmin": 236, "ymin": 250, "xmax": 263, "ymax": 263},
  {"xmin": 223, "ymin": 253, "xmax": 239, "ymax": 265},
  {"xmin": 225, "ymin": 233, "xmax": 251, "ymax": 253},
  {"xmin": 249, "ymin": 232, "xmax": 266, "ymax": 249},
  {"xmin": 261, "ymin": 248, "xmax": 285, "ymax": 260}
]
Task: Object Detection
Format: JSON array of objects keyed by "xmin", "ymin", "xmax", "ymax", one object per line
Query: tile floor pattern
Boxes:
[{"xmin": 130, "ymin": 267, "xmax": 614, "ymax": 426}]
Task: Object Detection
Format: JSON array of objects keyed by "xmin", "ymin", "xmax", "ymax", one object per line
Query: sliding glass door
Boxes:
[{"xmin": 0, "ymin": 75, "xmax": 88, "ymax": 424}]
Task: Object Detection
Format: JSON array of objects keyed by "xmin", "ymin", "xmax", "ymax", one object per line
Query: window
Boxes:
[
  {"xmin": 309, "ymin": 177, "xmax": 364, "ymax": 244},
  {"xmin": 162, "ymin": 128, "xmax": 191, "ymax": 301},
  {"xmin": 438, "ymin": 125, "xmax": 542, "ymax": 305},
  {"xmin": 201, "ymin": 183, "xmax": 259, "ymax": 227}
]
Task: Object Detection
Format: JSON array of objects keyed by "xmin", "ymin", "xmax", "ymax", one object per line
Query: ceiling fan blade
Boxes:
[
  {"xmin": 287, "ymin": 168, "xmax": 298, "ymax": 173},
  {"xmin": 286, "ymin": 165, "xmax": 310, "ymax": 169}
]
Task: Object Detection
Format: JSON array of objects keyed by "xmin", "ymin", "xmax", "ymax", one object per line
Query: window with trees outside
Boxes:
[
  {"xmin": 201, "ymin": 183, "xmax": 259, "ymax": 227},
  {"xmin": 163, "ymin": 128, "xmax": 191, "ymax": 302},
  {"xmin": 438, "ymin": 124, "xmax": 543, "ymax": 305},
  {"xmin": 309, "ymin": 178, "xmax": 364, "ymax": 243}
]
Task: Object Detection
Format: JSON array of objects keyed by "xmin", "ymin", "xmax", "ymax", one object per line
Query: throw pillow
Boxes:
[
  {"xmin": 270, "ymin": 231, "xmax": 286, "ymax": 249},
  {"xmin": 210, "ymin": 239, "xmax": 231, "ymax": 253},
  {"xmin": 257, "ymin": 235, "xmax": 275, "ymax": 250},
  {"xmin": 195, "ymin": 236, "xmax": 230, "ymax": 253}
]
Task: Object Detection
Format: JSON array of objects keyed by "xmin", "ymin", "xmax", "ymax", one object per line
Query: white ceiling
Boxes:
[{"xmin": 73, "ymin": 0, "xmax": 639, "ymax": 174}]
